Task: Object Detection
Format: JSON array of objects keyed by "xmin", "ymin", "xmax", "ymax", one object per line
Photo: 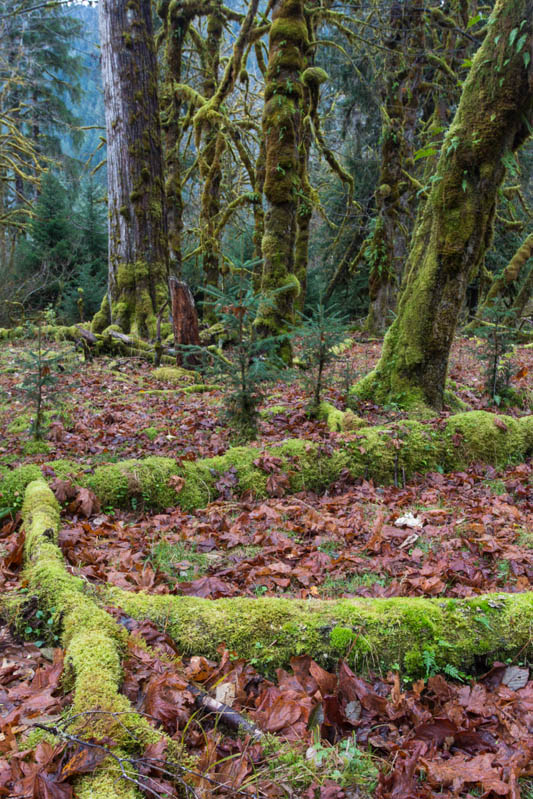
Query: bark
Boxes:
[
  {"xmin": 169, "ymin": 277, "xmax": 201, "ymax": 366},
  {"xmin": 353, "ymin": 0, "xmax": 533, "ymax": 411},
  {"xmin": 363, "ymin": 0, "xmax": 424, "ymax": 336},
  {"xmin": 256, "ymin": 0, "xmax": 308, "ymax": 359},
  {"xmin": 95, "ymin": 0, "xmax": 168, "ymax": 339},
  {"xmin": 197, "ymin": 1, "xmax": 224, "ymax": 304}
]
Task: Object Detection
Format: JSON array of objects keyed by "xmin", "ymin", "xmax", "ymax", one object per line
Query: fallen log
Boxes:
[
  {"xmin": 10, "ymin": 480, "xmax": 162, "ymax": 799},
  {"xmin": 105, "ymin": 584, "xmax": 533, "ymax": 678},
  {"xmin": 12, "ymin": 480, "xmax": 533, "ymax": 685},
  {"xmin": 1, "ymin": 411, "xmax": 531, "ymax": 513}
]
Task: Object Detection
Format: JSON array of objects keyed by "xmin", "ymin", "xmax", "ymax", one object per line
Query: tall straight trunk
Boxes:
[
  {"xmin": 257, "ymin": 0, "xmax": 307, "ymax": 359},
  {"xmin": 93, "ymin": 0, "xmax": 168, "ymax": 339},
  {"xmin": 198, "ymin": 2, "xmax": 224, "ymax": 304},
  {"xmin": 352, "ymin": 0, "xmax": 533, "ymax": 411}
]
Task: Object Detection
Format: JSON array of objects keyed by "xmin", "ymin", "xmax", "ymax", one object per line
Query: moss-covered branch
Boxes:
[{"xmin": 2, "ymin": 411, "xmax": 531, "ymax": 513}]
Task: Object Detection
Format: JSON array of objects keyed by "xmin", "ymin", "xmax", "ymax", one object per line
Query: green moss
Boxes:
[
  {"xmin": 317, "ymin": 401, "xmax": 345, "ymax": 432},
  {"xmin": 444, "ymin": 411, "xmax": 529, "ymax": 469},
  {"xmin": 141, "ymin": 426, "xmax": 159, "ymax": 441},
  {"xmin": 23, "ymin": 441, "xmax": 51, "ymax": 455},
  {"xmin": 85, "ymin": 457, "xmax": 182, "ymax": 510},
  {"xmin": 301, "ymin": 66, "xmax": 328, "ymax": 86},
  {"xmin": 152, "ymin": 366, "xmax": 198, "ymax": 383},
  {"xmin": 0, "ymin": 463, "xmax": 42, "ymax": 510},
  {"xmin": 107, "ymin": 588, "xmax": 533, "ymax": 677},
  {"xmin": 329, "ymin": 626, "xmax": 357, "ymax": 652},
  {"xmin": 443, "ymin": 389, "xmax": 471, "ymax": 412},
  {"xmin": 181, "ymin": 383, "xmax": 222, "ymax": 394},
  {"xmin": 260, "ymin": 404, "xmax": 289, "ymax": 418}
]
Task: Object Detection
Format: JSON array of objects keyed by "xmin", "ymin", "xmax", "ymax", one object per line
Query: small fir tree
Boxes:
[
  {"xmin": 181, "ymin": 262, "xmax": 289, "ymax": 442},
  {"xmin": 14, "ymin": 323, "xmax": 67, "ymax": 440},
  {"xmin": 295, "ymin": 302, "xmax": 350, "ymax": 415},
  {"xmin": 473, "ymin": 298, "xmax": 519, "ymax": 406}
]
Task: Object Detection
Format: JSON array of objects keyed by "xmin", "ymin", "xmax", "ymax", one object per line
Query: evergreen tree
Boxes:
[{"xmin": 16, "ymin": 172, "xmax": 77, "ymax": 311}]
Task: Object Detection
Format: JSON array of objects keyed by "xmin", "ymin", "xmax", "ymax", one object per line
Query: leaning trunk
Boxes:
[
  {"xmin": 352, "ymin": 0, "xmax": 533, "ymax": 411},
  {"xmin": 94, "ymin": 0, "xmax": 168, "ymax": 339}
]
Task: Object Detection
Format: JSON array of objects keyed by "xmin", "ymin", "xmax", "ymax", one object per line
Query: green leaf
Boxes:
[
  {"xmin": 509, "ymin": 28, "xmax": 518, "ymax": 47},
  {"xmin": 467, "ymin": 13, "xmax": 482, "ymax": 30},
  {"xmin": 516, "ymin": 33, "xmax": 527, "ymax": 53},
  {"xmin": 524, "ymin": 51, "xmax": 531, "ymax": 69},
  {"xmin": 414, "ymin": 147, "xmax": 437, "ymax": 161}
]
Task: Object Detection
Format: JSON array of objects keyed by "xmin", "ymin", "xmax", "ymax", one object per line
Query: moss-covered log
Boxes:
[
  {"xmin": 12, "ymin": 480, "xmax": 533, "ymax": 696},
  {"xmin": 95, "ymin": 0, "xmax": 169, "ymax": 339},
  {"xmin": 14, "ymin": 481, "xmax": 163, "ymax": 799},
  {"xmin": 107, "ymin": 585, "xmax": 533, "ymax": 677},
  {"xmin": 2, "ymin": 411, "xmax": 531, "ymax": 513},
  {"xmin": 353, "ymin": 0, "xmax": 533, "ymax": 411}
]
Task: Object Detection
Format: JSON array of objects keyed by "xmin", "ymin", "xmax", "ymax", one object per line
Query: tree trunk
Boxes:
[
  {"xmin": 256, "ymin": 0, "xmax": 308, "ymax": 359},
  {"xmin": 94, "ymin": 0, "xmax": 168, "ymax": 339},
  {"xmin": 352, "ymin": 0, "xmax": 533, "ymax": 411},
  {"xmin": 364, "ymin": 0, "xmax": 424, "ymax": 336},
  {"xmin": 198, "ymin": 2, "xmax": 224, "ymax": 309},
  {"xmin": 479, "ymin": 232, "xmax": 533, "ymax": 312}
]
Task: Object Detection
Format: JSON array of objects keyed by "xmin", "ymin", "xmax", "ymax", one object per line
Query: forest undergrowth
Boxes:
[{"xmin": 0, "ymin": 333, "xmax": 532, "ymax": 799}]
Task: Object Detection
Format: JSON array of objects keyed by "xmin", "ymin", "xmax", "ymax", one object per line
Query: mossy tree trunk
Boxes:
[
  {"xmin": 256, "ymin": 0, "xmax": 308, "ymax": 358},
  {"xmin": 476, "ymin": 232, "xmax": 533, "ymax": 319},
  {"xmin": 364, "ymin": 0, "xmax": 424, "ymax": 336},
  {"xmin": 353, "ymin": 0, "xmax": 533, "ymax": 411},
  {"xmin": 197, "ymin": 1, "xmax": 224, "ymax": 311},
  {"xmin": 94, "ymin": 0, "xmax": 168, "ymax": 339},
  {"xmin": 158, "ymin": 0, "xmax": 193, "ymax": 279}
]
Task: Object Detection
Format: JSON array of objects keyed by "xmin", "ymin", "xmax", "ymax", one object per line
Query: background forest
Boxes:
[{"xmin": 1, "ymin": 0, "xmax": 530, "ymax": 338}]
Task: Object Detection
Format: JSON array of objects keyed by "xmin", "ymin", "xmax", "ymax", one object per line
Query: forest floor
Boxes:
[{"xmin": 0, "ymin": 334, "xmax": 532, "ymax": 798}]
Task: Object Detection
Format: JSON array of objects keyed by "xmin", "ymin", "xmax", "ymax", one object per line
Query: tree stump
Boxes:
[{"xmin": 169, "ymin": 277, "xmax": 201, "ymax": 366}]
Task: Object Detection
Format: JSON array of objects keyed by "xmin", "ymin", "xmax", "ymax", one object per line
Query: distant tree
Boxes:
[{"xmin": 16, "ymin": 172, "xmax": 77, "ymax": 311}]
